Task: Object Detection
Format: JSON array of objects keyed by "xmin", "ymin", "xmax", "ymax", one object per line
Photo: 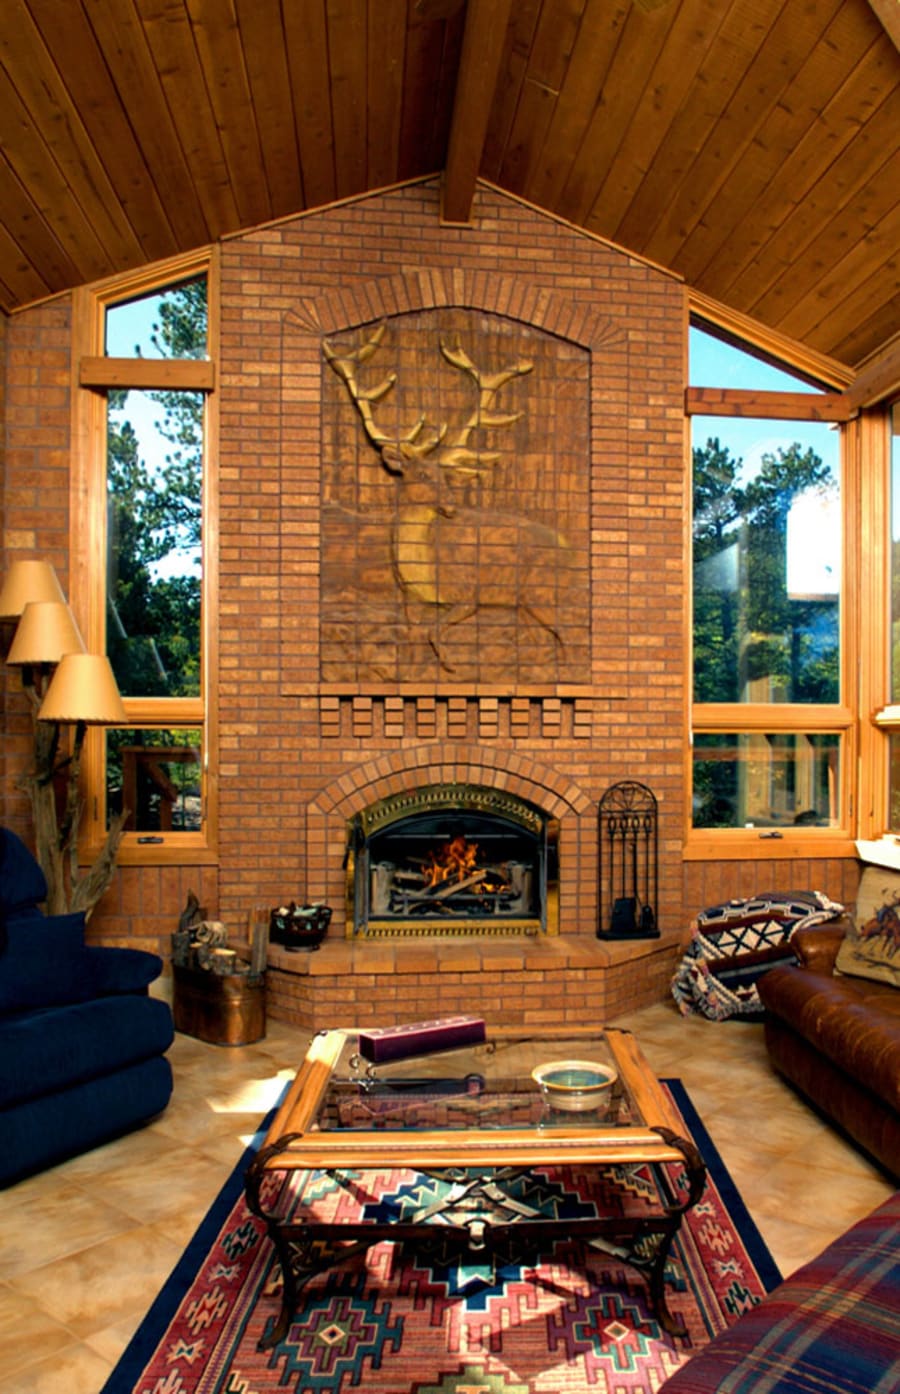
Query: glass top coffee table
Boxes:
[{"xmin": 245, "ymin": 1026, "xmax": 705, "ymax": 1349}]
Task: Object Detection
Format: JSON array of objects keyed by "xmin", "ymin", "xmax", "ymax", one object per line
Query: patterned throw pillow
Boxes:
[
  {"xmin": 672, "ymin": 890, "xmax": 845, "ymax": 1021},
  {"xmin": 835, "ymin": 865, "xmax": 900, "ymax": 988}
]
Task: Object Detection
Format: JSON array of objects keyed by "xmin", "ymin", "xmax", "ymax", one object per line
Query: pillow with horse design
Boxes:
[{"xmin": 835, "ymin": 865, "xmax": 900, "ymax": 988}]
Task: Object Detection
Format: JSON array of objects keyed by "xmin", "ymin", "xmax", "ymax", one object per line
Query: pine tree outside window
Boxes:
[
  {"xmin": 73, "ymin": 255, "xmax": 217, "ymax": 863},
  {"xmin": 688, "ymin": 319, "xmax": 854, "ymax": 852}
]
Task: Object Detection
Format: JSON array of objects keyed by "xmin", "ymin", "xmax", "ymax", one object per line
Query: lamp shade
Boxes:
[
  {"xmin": 38, "ymin": 653, "xmax": 127, "ymax": 725},
  {"xmin": 0, "ymin": 560, "xmax": 66, "ymax": 620},
  {"xmin": 6, "ymin": 601, "xmax": 86, "ymax": 666}
]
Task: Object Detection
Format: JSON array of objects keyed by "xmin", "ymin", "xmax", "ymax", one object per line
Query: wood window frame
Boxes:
[
  {"xmin": 685, "ymin": 310, "xmax": 859, "ymax": 859},
  {"xmin": 70, "ymin": 249, "xmax": 219, "ymax": 867},
  {"xmin": 862, "ymin": 405, "xmax": 898, "ymax": 841}
]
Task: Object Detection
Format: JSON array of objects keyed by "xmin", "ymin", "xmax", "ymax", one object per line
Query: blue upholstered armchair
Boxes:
[{"xmin": 0, "ymin": 827, "xmax": 173, "ymax": 1185}]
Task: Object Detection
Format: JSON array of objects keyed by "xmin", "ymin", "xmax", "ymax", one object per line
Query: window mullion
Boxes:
[
  {"xmin": 693, "ymin": 703, "xmax": 853, "ymax": 732},
  {"xmin": 858, "ymin": 410, "xmax": 893, "ymax": 837}
]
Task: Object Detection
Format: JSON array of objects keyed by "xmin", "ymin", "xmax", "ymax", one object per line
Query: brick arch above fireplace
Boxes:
[
  {"xmin": 304, "ymin": 744, "xmax": 596, "ymax": 938},
  {"xmin": 307, "ymin": 742, "xmax": 593, "ymax": 821}
]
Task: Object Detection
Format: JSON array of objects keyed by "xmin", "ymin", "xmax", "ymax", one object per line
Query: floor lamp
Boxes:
[{"xmin": 1, "ymin": 560, "xmax": 128, "ymax": 917}]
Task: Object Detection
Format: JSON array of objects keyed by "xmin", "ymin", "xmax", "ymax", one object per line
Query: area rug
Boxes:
[{"xmin": 104, "ymin": 1082, "xmax": 780, "ymax": 1394}]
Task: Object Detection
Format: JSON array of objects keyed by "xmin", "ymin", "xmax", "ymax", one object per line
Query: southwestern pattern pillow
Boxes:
[{"xmin": 672, "ymin": 890, "xmax": 845, "ymax": 1021}]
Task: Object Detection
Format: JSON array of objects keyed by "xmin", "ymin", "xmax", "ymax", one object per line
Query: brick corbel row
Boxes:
[{"xmin": 318, "ymin": 694, "xmax": 595, "ymax": 740}]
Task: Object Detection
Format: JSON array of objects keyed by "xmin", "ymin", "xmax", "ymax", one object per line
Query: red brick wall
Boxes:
[
  {"xmin": 1, "ymin": 300, "xmax": 73, "ymax": 843},
  {"xmin": 216, "ymin": 180, "xmax": 687, "ymax": 939},
  {"xmin": 0, "ymin": 180, "xmax": 860, "ymax": 974}
]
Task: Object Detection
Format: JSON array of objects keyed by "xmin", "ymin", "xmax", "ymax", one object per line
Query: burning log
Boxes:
[
  {"xmin": 391, "ymin": 869, "xmax": 429, "ymax": 885},
  {"xmin": 428, "ymin": 869, "xmax": 489, "ymax": 900},
  {"xmin": 371, "ymin": 831, "xmax": 528, "ymax": 922},
  {"xmin": 391, "ymin": 869, "xmax": 489, "ymax": 903}
]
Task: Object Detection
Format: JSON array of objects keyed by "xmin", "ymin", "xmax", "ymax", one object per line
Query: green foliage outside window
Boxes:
[
  {"xmin": 692, "ymin": 433, "xmax": 839, "ymax": 706},
  {"xmin": 105, "ymin": 278, "xmax": 206, "ymax": 699},
  {"xmin": 106, "ymin": 728, "xmax": 202, "ymax": 833},
  {"xmin": 689, "ymin": 325, "xmax": 847, "ymax": 835},
  {"xmin": 104, "ymin": 277, "xmax": 207, "ymax": 830}
]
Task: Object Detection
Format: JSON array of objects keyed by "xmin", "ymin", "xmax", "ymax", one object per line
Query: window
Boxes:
[
  {"xmin": 688, "ymin": 320, "xmax": 854, "ymax": 850},
  {"xmin": 692, "ymin": 417, "xmax": 840, "ymax": 709},
  {"xmin": 73, "ymin": 256, "xmax": 216, "ymax": 862},
  {"xmin": 692, "ymin": 733, "xmax": 840, "ymax": 830}
]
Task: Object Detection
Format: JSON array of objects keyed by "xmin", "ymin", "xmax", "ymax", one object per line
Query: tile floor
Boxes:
[{"xmin": 0, "ymin": 993, "xmax": 895, "ymax": 1393}]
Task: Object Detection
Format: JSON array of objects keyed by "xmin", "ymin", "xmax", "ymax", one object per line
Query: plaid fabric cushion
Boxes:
[
  {"xmin": 671, "ymin": 891, "xmax": 844, "ymax": 1021},
  {"xmin": 659, "ymin": 1191, "xmax": 900, "ymax": 1393}
]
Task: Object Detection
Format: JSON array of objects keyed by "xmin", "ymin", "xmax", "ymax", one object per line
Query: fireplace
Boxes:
[{"xmin": 345, "ymin": 783, "xmax": 559, "ymax": 937}]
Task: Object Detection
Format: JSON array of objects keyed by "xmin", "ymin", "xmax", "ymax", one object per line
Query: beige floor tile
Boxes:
[
  {"xmin": 81, "ymin": 1143, "xmax": 234, "ymax": 1225},
  {"xmin": 754, "ymin": 1212, "xmax": 855, "ymax": 1279},
  {"xmin": 190, "ymin": 1128, "xmax": 268, "ymax": 1170},
  {"xmin": 750, "ymin": 1154, "xmax": 894, "ymax": 1233},
  {"xmin": 146, "ymin": 1087, "xmax": 279, "ymax": 1149},
  {"xmin": 0, "ymin": 1162, "xmax": 73, "ymax": 1215},
  {"xmin": 1, "ymin": 1341, "xmax": 112, "ymax": 1394},
  {"xmin": 0, "ymin": 1182, "xmax": 136, "ymax": 1280},
  {"xmin": 83, "ymin": 1312, "xmax": 148, "ymax": 1370},
  {"xmin": 0, "ymin": 1284, "xmax": 78, "ymax": 1379},
  {"xmin": 693, "ymin": 1092, "xmax": 823, "ymax": 1158},
  {"xmin": 791, "ymin": 1125, "xmax": 892, "ymax": 1180},
  {"xmin": 10, "ymin": 1224, "xmax": 184, "ymax": 1340},
  {"xmin": 49, "ymin": 1119, "xmax": 194, "ymax": 1183},
  {"xmin": 154, "ymin": 1195, "xmax": 233, "ymax": 1253}
]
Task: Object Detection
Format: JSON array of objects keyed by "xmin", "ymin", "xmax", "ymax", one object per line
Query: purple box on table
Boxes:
[{"xmin": 358, "ymin": 1015, "xmax": 486, "ymax": 1064}]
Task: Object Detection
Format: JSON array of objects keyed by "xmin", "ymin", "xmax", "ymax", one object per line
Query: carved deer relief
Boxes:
[{"xmin": 322, "ymin": 319, "xmax": 578, "ymax": 678}]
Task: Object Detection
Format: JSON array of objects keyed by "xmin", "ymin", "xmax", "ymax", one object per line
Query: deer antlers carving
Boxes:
[
  {"xmin": 321, "ymin": 318, "xmax": 572, "ymax": 678},
  {"xmin": 323, "ymin": 321, "xmax": 533, "ymax": 478}
]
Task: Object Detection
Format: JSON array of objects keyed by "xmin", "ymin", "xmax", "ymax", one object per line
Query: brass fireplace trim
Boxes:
[
  {"xmin": 356, "ymin": 783, "xmax": 546, "ymax": 836},
  {"xmin": 358, "ymin": 918, "xmax": 544, "ymax": 939},
  {"xmin": 345, "ymin": 782, "xmax": 559, "ymax": 938}
]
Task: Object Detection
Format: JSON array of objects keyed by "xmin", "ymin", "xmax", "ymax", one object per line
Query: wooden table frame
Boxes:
[{"xmin": 244, "ymin": 1026, "xmax": 706, "ymax": 1349}]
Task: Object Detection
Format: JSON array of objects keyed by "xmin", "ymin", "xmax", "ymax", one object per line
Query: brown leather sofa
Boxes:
[{"xmin": 758, "ymin": 920, "xmax": 900, "ymax": 1180}]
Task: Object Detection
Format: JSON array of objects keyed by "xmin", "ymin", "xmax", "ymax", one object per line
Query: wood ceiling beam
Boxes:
[
  {"xmin": 843, "ymin": 333, "xmax": 900, "ymax": 410},
  {"xmin": 441, "ymin": 0, "xmax": 514, "ymax": 224},
  {"xmin": 866, "ymin": 0, "xmax": 900, "ymax": 53}
]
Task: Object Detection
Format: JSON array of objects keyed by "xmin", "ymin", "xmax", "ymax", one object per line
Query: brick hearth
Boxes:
[{"xmin": 264, "ymin": 930, "xmax": 682, "ymax": 1034}]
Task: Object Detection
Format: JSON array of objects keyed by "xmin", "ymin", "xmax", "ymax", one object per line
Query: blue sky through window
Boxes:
[
  {"xmin": 105, "ymin": 279, "xmax": 207, "ymax": 358},
  {"xmin": 106, "ymin": 290, "xmax": 170, "ymax": 358},
  {"xmin": 689, "ymin": 325, "xmax": 823, "ymax": 392},
  {"xmin": 690, "ymin": 325, "xmax": 840, "ymax": 599},
  {"xmin": 105, "ymin": 288, "xmax": 205, "ymax": 584}
]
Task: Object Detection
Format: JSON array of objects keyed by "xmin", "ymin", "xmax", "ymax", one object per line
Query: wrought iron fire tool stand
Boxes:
[{"xmin": 597, "ymin": 780, "xmax": 660, "ymax": 939}]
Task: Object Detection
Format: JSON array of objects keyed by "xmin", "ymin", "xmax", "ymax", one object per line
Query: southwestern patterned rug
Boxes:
[{"xmin": 104, "ymin": 1082, "xmax": 780, "ymax": 1394}]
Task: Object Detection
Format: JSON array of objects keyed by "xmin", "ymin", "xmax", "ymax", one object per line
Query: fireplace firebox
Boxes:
[{"xmin": 345, "ymin": 784, "xmax": 559, "ymax": 937}]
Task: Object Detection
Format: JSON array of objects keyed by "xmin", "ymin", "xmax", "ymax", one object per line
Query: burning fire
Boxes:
[{"xmin": 423, "ymin": 834, "xmax": 479, "ymax": 888}]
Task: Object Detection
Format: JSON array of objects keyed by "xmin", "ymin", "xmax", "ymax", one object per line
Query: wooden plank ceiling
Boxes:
[{"xmin": 0, "ymin": 0, "xmax": 898, "ymax": 374}]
